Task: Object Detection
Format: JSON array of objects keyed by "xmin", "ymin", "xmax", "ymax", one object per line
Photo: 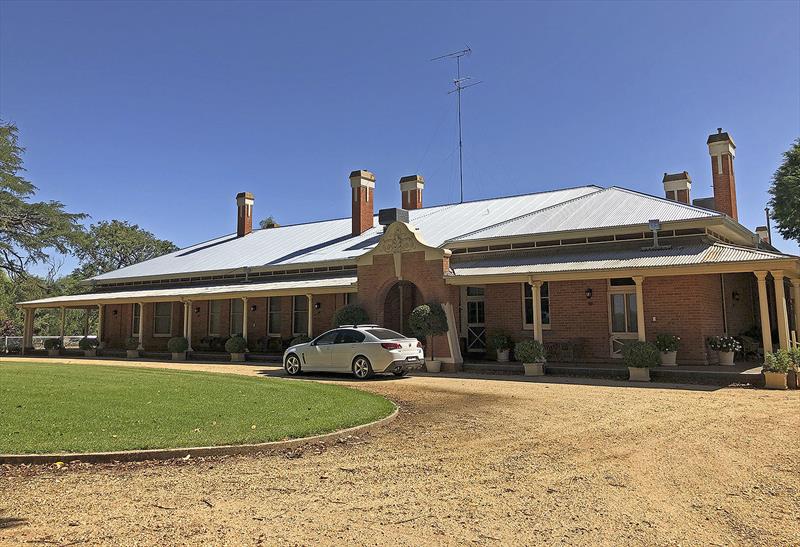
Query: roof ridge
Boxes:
[
  {"xmin": 608, "ymin": 186, "xmax": 720, "ymax": 215},
  {"xmin": 447, "ymin": 187, "xmax": 608, "ymax": 242}
]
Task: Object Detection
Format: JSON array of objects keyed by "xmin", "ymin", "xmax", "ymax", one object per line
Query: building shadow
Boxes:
[{"xmin": 0, "ymin": 516, "xmax": 27, "ymax": 530}]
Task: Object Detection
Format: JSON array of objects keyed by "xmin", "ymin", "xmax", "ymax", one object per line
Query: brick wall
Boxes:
[{"xmin": 723, "ymin": 273, "xmax": 757, "ymax": 337}]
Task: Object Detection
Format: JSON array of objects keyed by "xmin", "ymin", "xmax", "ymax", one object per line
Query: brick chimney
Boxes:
[
  {"xmin": 236, "ymin": 192, "xmax": 254, "ymax": 237},
  {"xmin": 349, "ymin": 170, "xmax": 376, "ymax": 236},
  {"xmin": 399, "ymin": 174, "xmax": 425, "ymax": 210},
  {"xmin": 707, "ymin": 128, "xmax": 737, "ymax": 220},
  {"xmin": 755, "ymin": 226, "xmax": 771, "ymax": 244},
  {"xmin": 662, "ymin": 171, "xmax": 692, "ymax": 204}
]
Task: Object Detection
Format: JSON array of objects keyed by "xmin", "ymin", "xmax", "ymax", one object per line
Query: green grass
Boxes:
[{"xmin": 0, "ymin": 362, "xmax": 395, "ymax": 454}]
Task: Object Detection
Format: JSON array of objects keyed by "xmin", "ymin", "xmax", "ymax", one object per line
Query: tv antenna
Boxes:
[{"xmin": 431, "ymin": 47, "xmax": 482, "ymax": 203}]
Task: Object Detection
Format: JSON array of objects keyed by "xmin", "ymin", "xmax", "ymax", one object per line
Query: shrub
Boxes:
[
  {"xmin": 333, "ymin": 304, "xmax": 369, "ymax": 327},
  {"xmin": 655, "ymin": 334, "xmax": 680, "ymax": 352},
  {"xmin": 514, "ymin": 339, "xmax": 546, "ymax": 363},
  {"xmin": 255, "ymin": 336, "xmax": 284, "ymax": 353},
  {"xmin": 488, "ymin": 332, "xmax": 514, "ymax": 351},
  {"xmin": 290, "ymin": 335, "xmax": 312, "ymax": 346},
  {"xmin": 167, "ymin": 336, "xmax": 189, "ymax": 353},
  {"xmin": 225, "ymin": 335, "xmax": 247, "ymax": 354},
  {"xmin": 125, "ymin": 337, "xmax": 140, "ymax": 350},
  {"xmin": 707, "ymin": 336, "xmax": 742, "ymax": 353},
  {"xmin": 763, "ymin": 350, "xmax": 793, "ymax": 373},
  {"xmin": 78, "ymin": 337, "xmax": 98, "ymax": 350},
  {"xmin": 408, "ymin": 303, "xmax": 449, "ymax": 359},
  {"xmin": 788, "ymin": 347, "xmax": 800, "ymax": 370},
  {"xmin": 622, "ymin": 341, "xmax": 659, "ymax": 368},
  {"xmin": 43, "ymin": 338, "xmax": 62, "ymax": 350}
]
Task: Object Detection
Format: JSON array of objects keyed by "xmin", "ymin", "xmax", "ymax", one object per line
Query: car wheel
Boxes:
[
  {"xmin": 352, "ymin": 356, "xmax": 373, "ymax": 379},
  {"xmin": 284, "ymin": 354, "xmax": 302, "ymax": 376},
  {"xmin": 393, "ymin": 370, "xmax": 408, "ymax": 377}
]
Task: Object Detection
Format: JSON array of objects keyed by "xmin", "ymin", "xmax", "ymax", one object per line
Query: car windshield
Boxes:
[{"xmin": 366, "ymin": 328, "xmax": 407, "ymax": 340}]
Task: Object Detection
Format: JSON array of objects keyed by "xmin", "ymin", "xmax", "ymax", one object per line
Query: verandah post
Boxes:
[{"xmin": 754, "ymin": 271, "xmax": 772, "ymax": 355}]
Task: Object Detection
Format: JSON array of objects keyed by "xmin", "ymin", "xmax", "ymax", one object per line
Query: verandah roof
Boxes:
[{"xmin": 18, "ymin": 276, "xmax": 357, "ymax": 309}]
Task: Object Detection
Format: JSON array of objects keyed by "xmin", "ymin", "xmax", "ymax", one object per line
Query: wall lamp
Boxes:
[
  {"xmin": 112, "ymin": 309, "xmax": 118, "ymax": 316},
  {"xmin": 314, "ymin": 302, "xmax": 322, "ymax": 310},
  {"xmin": 585, "ymin": 288, "xmax": 593, "ymax": 299},
  {"xmin": 250, "ymin": 304, "xmax": 257, "ymax": 312},
  {"xmin": 732, "ymin": 291, "xmax": 741, "ymax": 302},
  {"xmin": 194, "ymin": 307, "xmax": 201, "ymax": 314}
]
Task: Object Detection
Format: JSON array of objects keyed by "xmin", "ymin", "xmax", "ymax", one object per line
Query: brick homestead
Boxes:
[{"xmin": 19, "ymin": 129, "xmax": 800, "ymax": 368}]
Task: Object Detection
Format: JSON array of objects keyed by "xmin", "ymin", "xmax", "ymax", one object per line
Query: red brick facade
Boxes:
[{"xmin": 711, "ymin": 153, "xmax": 738, "ymax": 220}]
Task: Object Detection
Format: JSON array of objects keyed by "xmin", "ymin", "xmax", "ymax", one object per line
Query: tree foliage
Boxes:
[
  {"xmin": 768, "ymin": 138, "xmax": 800, "ymax": 243},
  {"xmin": 0, "ymin": 122, "xmax": 86, "ymax": 279},
  {"xmin": 332, "ymin": 304, "xmax": 369, "ymax": 327},
  {"xmin": 73, "ymin": 220, "xmax": 178, "ymax": 279},
  {"xmin": 259, "ymin": 216, "xmax": 279, "ymax": 229},
  {"xmin": 408, "ymin": 303, "xmax": 449, "ymax": 359}
]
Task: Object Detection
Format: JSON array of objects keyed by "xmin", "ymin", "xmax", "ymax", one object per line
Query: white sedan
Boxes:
[{"xmin": 283, "ymin": 325, "xmax": 425, "ymax": 379}]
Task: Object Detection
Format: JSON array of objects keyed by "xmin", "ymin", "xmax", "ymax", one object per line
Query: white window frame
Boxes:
[
  {"xmin": 608, "ymin": 279, "xmax": 639, "ymax": 358},
  {"xmin": 267, "ymin": 297, "xmax": 281, "ymax": 336},
  {"xmin": 522, "ymin": 282, "xmax": 551, "ymax": 331},
  {"xmin": 132, "ymin": 303, "xmax": 141, "ymax": 336},
  {"xmin": 153, "ymin": 302, "xmax": 172, "ymax": 337},
  {"xmin": 292, "ymin": 295, "xmax": 309, "ymax": 336},
  {"xmin": 229, "ymin": 298, "xmax": 244, "ymax": 336},
  {"xmin": 208, "ymin": 300, "xmax": 222, "ymax": 337}
]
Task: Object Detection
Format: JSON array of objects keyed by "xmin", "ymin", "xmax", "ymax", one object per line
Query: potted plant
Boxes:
[
  {"xmin": 488, "ymin": 332, "xmax": 514, "ymax": 362},
  {"xmin": 707, "ymin": 336, "xmax": 741, "ymax": 366},
  {"xmin": 125, "ymin": 336, "xmax": 140, "ymax": 359},
  {"xmin": 167, "ymin": 336, "xmax": 189, "ymax": 361},
  {"xmin": 332, "ymin": 304, "xmax": 369, "ymax": 327},
  {"xmin": 408, "ymin": 303, "xmax": 449, "ymax": 373},
  {"xmin": 622, "ymin": 340, "xmax": 659, "ymax": 382},
  {"xmin": 43, "ymin": 338, "xmax": 62, "ymax": 357},
  {"xmin": 762, "ymin": 350, "xmax": 792, "ymax": 390},
  {"xmin": 78, "ymin": 336, "xmax": 99, "ymax": 357},
  {"xmin": 515, "ymin": 339, "xmax": 546, "ymax": 376},
  {"xmin": 655, "ymin": 334, "xmax": 680, "ymax": 366},
  {"xmin": 225, "ymin": 335, "xmax": 248, "ymax": 362}
]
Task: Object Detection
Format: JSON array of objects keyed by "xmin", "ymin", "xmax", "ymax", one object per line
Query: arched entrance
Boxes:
[{"xmin": 383, "ymin": 280, "xmax": 422, "ymax": 336}]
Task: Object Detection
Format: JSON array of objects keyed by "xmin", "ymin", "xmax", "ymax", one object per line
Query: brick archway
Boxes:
[{"xmin": 382, "ymin": 280, "xmax": 423, "ymax": 336}]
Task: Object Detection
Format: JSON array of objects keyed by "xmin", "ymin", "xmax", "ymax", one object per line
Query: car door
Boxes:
[
  {"xmin": 302, "ymin": 330, "xmax": 339, "ymax": 371},
  {"xmin": 331, "ymin": 329, "xmax": 366, "ymax": 372}
]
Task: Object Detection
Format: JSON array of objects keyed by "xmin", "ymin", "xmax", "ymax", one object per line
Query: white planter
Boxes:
[
  {"xmin": 126, "ymin": 349, "xmax": 140, "ymax": 359},
  {"xmin": 628, "ymin": 367, "xmax": 651, "ymax": 382},
  {"xmin": 660, "ymin": 351, "xmax": 677, "ymax": 366},
  {"xmin": 172, "ymin": 352, "xmax": 186, "ymax": 361},
  {"xmin": 425, "ymin": 360, "xmax": 441, "ymax": 373},
  {"xmin": 230, "ymin": 352, "xmax": 246, "ymax": 362},
  {"xmin": 523, "ymin": 362, "xmax": 545, "ymax": 376},
  {"xmin": 84, "ymin": 349, "xmax": 97, "ymax": 358},
  {"xmin": 718, "ymin": 350, "xmax": 735, "ymax": 366},
  {"xmin": 496, "ymin": 349, "xmax": 510, "ymax": 362},
  {"xmin": 47, "ymin": 349, "xmax": 60, "ymax": 357}
]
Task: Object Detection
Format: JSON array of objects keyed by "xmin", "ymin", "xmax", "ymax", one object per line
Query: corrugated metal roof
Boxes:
[
  {"xmin": 20, "ymin": 276, "xmax": 357, "ymax": 308},
  {"xmin": 450, "ymin": 187, "xmax": 718, "ymax": 241},
  {"xmin": 91, "ymin": 186, "xmax": 600, "ymax": 282},
  {"xmin": 450, "ymin": 242, "xmax": 792, "ymax": 277}
]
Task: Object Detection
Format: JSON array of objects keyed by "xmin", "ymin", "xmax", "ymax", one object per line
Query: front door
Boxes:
[
  {"xmin": 608, "ymin": 281, "xmax": 639, "ymax": 358},
  {"xmin": 465, "ymin": 286, "xmax": 486, "ymax": 352}
]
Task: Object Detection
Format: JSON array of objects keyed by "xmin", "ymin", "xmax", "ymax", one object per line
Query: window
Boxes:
[
  {"xmin": 153, "ymin": 302, "xmax": 172, "ymax": 336},
  {"xmin": 293, "ymin": 296, "xmax": 309, "ymax": 335},
  {"xmin": 208, "ymin": 301, "xmax": 222, "ymax": 336},
  {"xmin": 336, "ymin": 329, "xmax": 366, "ymax": 344},
  {"xmin": 345, "ymin": 292, "xmax": 358, "ymax": 306},
  {"xmin": 267, "ymin": 297, "xmax": 281, "ymax": 336},
  {"xmin": 132, "ymin": 303, "xmax": 141, "ymax": 336},
  {"xmin": 523, "ymin": 282, "xmax": 550, "ymax": 328},
  {"xmin": 365, "ymin": 328, "xmax": 405, "ymax": 340},
  {"xmin": 230, "ymin": 298, "xmax": 243, "ymax": 336},
  {"xmin": 610, "ymin": 292, "xmax": 638, "ymax": 333},
  {"xmin": 313, "ymin": 330, "xmax": 339, "ymax": 345}
]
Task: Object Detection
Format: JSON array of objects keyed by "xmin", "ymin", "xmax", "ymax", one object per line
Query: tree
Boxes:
[
  {"xmin": 0, "ymin": 121, "xmax": 86, "ymax": 280},
  {"xmin": 408, "ymin": 303, "xmax": 449, "ymax": 360},
  {"xmin": 259, "ymin": 216, "xmax": 280, "ymax": 229},
  {"xmin": 332, "ymin": 304, "xmax": 369, "ymax": 327},
  {"xmin": 768, "ymin": 138, "xmax": 800, "ymax": 244},
  {"xmin": 73, "ymin": 220, "xmax": 178, "ymax": 279}
]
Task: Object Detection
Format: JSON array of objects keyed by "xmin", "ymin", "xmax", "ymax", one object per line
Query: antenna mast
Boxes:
[{"xmin": 431, "ymin": 47, "xmax": 482, "ymax": 203}]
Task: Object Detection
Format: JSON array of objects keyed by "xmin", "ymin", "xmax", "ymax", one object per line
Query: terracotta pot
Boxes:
[
  {"xmin": 84, "ymin": 349, "xmax": 97, "ymax": 358},
  {"xmin": 523, "ymin": 362, "xmax": 545, "ymax": 376},
  {"xmin": 496, "ymin": 349, "xmax": 510, "ymax": 362},
  {"xmin": 425, "ymin": 360, "xmax": 441, "ymax": 373},
  {"xmin": 126, "ymin": 349, "xmax": 140, "ymax": 359},
  {"xmin": 718, "ymin": 351, "xmax": 735, "ymax": 366},
  {"xmin": 763, "ymin": 371, "xmax": 788, "ymax": 390},
  {"xmin": 230, "ymin": 352, "xmax": 246, "ymax": 362},
  {"xmin": 172, "ymin": 352, "xmax": 186, "ymax": 361},
  {"xmin": 628, "ymin": 367, "xmax": 650, "ymax": 382},
  {"xmin": 660, "ymin": 351, "xmax": 677, "ymax": 366}
]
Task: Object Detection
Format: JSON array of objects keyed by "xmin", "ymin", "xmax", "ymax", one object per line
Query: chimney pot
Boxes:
[
  {"xmin": 236, "ymin": 192, "xmax": 254, "ymax": 237},
  {"xmin": 662, "ymin": 171, "xmax": 692, "ymax": 204},
  {"xmin": 349, "ymin": 170, "xmax": 376, "ymax": 236},
  {"xmin": 399, "ymin": 174, "xmax": 425, "ymax": 210}
]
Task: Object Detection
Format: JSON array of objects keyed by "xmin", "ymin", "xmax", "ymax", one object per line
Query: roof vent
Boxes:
[{"xmin": 378, "ymin": 208, "xmax": 409, "ymax": 227}]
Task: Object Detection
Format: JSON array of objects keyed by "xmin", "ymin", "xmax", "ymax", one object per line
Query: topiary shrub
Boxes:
[
  {"xmin": 655, "ymin": 334, "xmax": 680, "ymax": 353},
  {"xmin": 78, "ymin": 337, "xmax": 98, "ymax": 350},
  {"xmin": 408, "ymin": 303, "xmax": 449, "ymax": 359},
  {"xmin": 514, "ymin": 339, "xmax": 546, "ymax": 363},
  {"xmin": 290, "ymin": 335, "xmax": 312, "ymax": 347},
  {"xmin": 167, "ymin": 336, "xmax": 189, "ymax": 353},
  {"xmin": 125, "ymin": 336, "xmax": 140, "ymax": 350},
  {"xmin": 333, "ymin": 304, "xmax": 369, "ymax": 327},
  {"xmin": 622, "ymin": 341, "xmax": 659, "ymax": 368},
  {"xmin": 225, "ymin": 335, "xmax": 247, "ymax": 354},
  {"xmin": 43, "ymin": 338, "xmax": 62, "ymax": 350}
]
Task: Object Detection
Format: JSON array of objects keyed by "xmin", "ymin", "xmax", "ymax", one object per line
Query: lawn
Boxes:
[{"xmin": 0, "ymin": 362, "xmax": 395, "ymax": 454}]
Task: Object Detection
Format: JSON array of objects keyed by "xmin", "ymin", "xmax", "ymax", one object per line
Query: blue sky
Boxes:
[{"xmin": 1, "ymin": 0, "xmax": 799, "ymax": 276}]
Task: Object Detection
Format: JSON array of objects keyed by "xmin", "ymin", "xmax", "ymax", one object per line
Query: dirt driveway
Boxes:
[{"xmin": 1, "ymin": 360, "xmax": 798, "ymax": 546}]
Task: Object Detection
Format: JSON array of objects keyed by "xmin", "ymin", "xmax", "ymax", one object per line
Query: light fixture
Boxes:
[
  {"xmin": 194, "ymin": 307, "xmax": 201, "ymax": 314},
  {"xmin": 732, "ymin": 291, "xmax": 741, "ymax": 302},
  {"xmin": 250, "ymin": 305, "xmax": 257, "ymax": 312},
  {"xmin": 585, "ymin": 288, "xmax": 593, "ymax": 299},
  {"xmin": 112, "ymin": 309, "xmax": 118, "ymax": 316},
  {"xmin": 314, "ymin": 302, "xmax": 321, "ymax": 310}
]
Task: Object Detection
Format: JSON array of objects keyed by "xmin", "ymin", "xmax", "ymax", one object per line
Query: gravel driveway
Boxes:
[{"xmin": 1, "ymin": 360, "xmax": 798, "ymax": 545}]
